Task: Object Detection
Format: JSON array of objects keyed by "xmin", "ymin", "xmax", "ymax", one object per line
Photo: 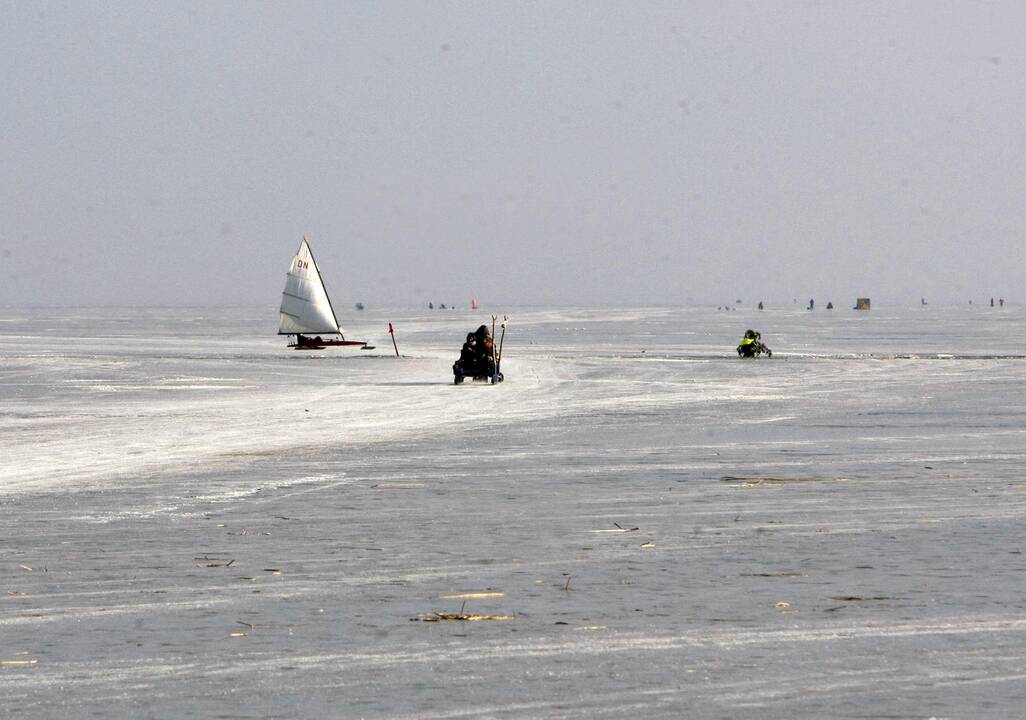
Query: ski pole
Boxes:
[
  {"xmin": 491, "ymin": 315, "xmax": 498, "ymax": 364},
  {"xmin": 492, "ymin": 313, "xmax": 500, "ymax": 383},
  {"xmin": 494, "ymin": 316, "xmax": 507, "ymax": 383},
  {"xmin": 388, "ymin": 322, "xmax": 399, "ymax": 357},
  {"xmin": 497, "ymin": 316, "xmax": 507, "ymax": 364}
]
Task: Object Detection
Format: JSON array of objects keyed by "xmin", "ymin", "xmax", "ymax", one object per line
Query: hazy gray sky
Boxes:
[{"xmin": 3, "ymin": 1, "xmax": 1024, "ymax": 307}]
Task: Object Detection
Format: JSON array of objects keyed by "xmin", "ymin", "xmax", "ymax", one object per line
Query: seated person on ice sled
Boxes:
[
  {"xmin": 460, "ymin": 333, "xmax": 477, "ymax": 362},
  {"xmin": 453, "ymin": 325, "xmax": 498, "ymax": 382},
  {"xmin": 737, "ymin": 329, "xmax": 772, "ymax": 358},
  {"xmin": 474, "ymin": 324, "xmax": 493, "ymax": 355}
]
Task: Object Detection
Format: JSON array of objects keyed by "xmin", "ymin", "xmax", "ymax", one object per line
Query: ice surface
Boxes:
[{"xmin": 2, "ymin": 305, "xmax": 1026, "ymax": 718}]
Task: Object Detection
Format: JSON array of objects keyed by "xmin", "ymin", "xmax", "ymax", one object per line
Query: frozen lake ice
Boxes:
[{"xmin": 2, "ymin": 304, "xmax": 1026, "ymax": 718}]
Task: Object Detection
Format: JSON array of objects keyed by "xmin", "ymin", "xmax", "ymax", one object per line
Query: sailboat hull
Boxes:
[{"xmin": 289, "ymin": 338, "xmax": 369, "ymax": 349}]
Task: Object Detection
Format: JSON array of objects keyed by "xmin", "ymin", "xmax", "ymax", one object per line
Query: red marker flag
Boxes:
[{"xmin": 388, "ymin": 322, "xmax": 399, "ymax": 356}]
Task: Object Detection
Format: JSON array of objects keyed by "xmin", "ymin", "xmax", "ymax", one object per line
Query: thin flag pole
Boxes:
[{"xmin": 388, "ymin": 323, "xmax": 400, "ymax": 357}]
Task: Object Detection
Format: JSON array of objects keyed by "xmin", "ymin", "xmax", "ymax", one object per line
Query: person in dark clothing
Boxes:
[
  {"xmin": 474, "ymin": 325, "xmax": 493, "ymax": 352},
  {"xmin": 474, "ymin": 325, "xmax": 494, "ymax": 367},
  {"xmin": 459, "ymin": 333, "xmax": 479, "ymax": 371}
]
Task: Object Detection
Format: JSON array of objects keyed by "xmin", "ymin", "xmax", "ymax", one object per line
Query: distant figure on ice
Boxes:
[
  {"xmin": 757, "ymin": 301, "xmax": 764, "ymax": 310},
  {"xmin": 921, "ymin": 298, "xmax": 927, "ymax": 305},
  {"xmin": 808, "ymin": 298, "xmax": 815, "ymax": 310},
  {"xmin": 737, "ymin": 329, "xmax": 772, "ymax": 358},
  {"xmin": 1000, "ymin": 298, "xmax": 1005, "ymax": 307},
  {"xmin": 991, "ymin": 297, "xmax": 995, "ymax": 307},
  {"xmin": 826, "ymin": 301, "xmax": 834, "ymax": 309}
]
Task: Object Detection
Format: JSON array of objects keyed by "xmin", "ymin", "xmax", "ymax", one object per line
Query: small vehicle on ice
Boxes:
[{"xmin": 453, "ymin": 319, "xmax": 506, "ymax": 384}]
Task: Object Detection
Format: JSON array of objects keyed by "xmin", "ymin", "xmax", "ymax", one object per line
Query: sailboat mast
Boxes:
[{"xmin": 304, "ymin": 235, "xmax": 345, "ymax": 340}]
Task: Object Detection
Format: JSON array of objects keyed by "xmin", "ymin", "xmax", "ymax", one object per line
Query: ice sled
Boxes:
[
  {"xmin": 453, "ymin": 358, "xmax": 503, "ymax": 385},
  {"xmin": 453, "ymin": 319, "xmax": 507, "ymax": 384}
]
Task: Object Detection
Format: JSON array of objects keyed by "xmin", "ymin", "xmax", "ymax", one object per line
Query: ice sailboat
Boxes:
[{"xmin": 278, "ymin": 237, "xmax": 369, "ymax": 349}]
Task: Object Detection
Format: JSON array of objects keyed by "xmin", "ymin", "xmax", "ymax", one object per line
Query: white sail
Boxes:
[{"xmin": 278, "ymin": 237, "xmax": 344, "ymax": 336}]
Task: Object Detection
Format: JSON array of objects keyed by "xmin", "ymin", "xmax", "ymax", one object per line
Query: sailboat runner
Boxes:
[{"xmin": 278, "ymin": 236, "xmax": 369, "ymax": 349}]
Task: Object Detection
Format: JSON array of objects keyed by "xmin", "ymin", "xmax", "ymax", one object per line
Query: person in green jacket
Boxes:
[{"xmin": 737, "ymin": 329, "xmax": 772, "ymax": 357}]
